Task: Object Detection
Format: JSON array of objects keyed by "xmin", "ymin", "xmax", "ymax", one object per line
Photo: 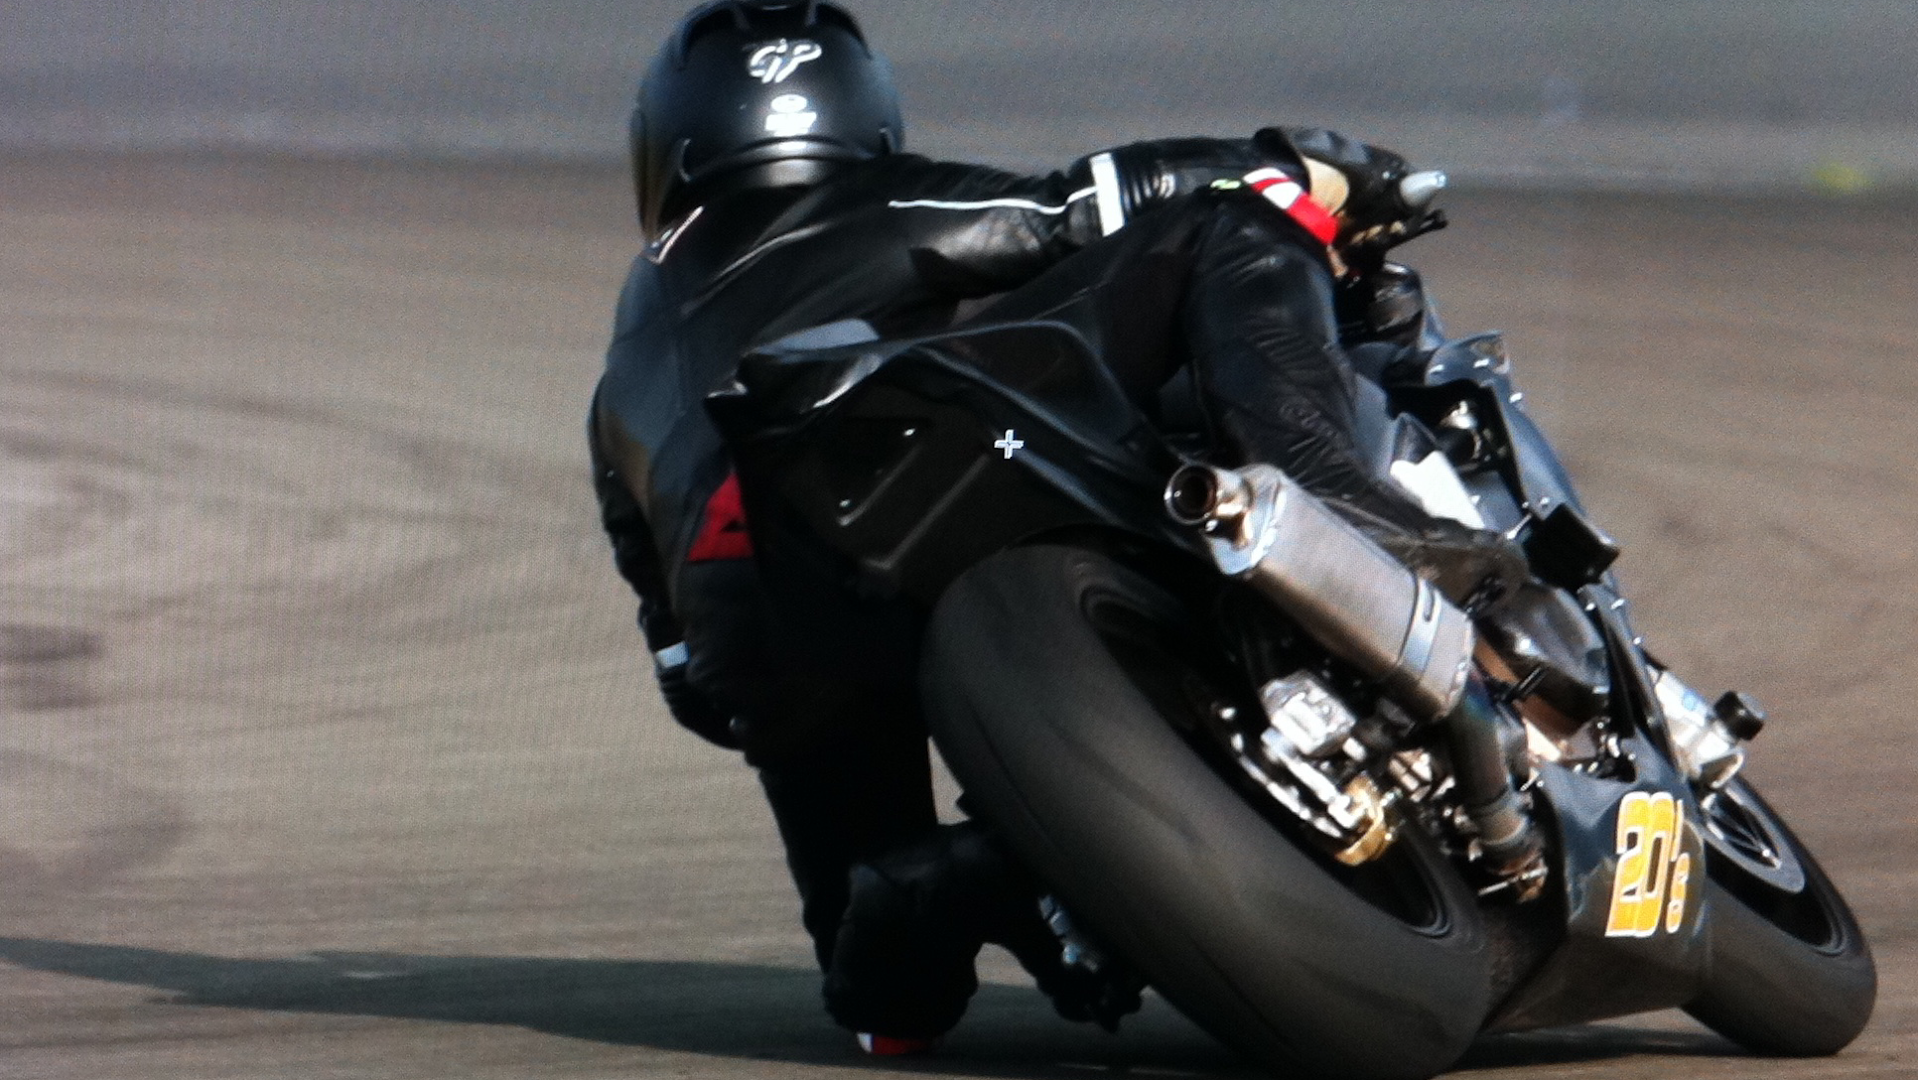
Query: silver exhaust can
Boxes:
[{"xmin": 1166, "ymin": 463, "xmax": 1476, "ymax": 718}]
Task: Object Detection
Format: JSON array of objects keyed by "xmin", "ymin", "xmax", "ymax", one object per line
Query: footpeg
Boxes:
[{"xmin": 1037, "ymin": 896, "xmax": 1146, "ymax": 1032}]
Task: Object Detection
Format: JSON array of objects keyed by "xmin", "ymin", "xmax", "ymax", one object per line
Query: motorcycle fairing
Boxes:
[
  {"xmin": 707, "ymin": 319, "xmax": 1199, "ymax": 604},
  {"xmin": 1414, "ymin": 333, "xmax": 1587, "ymax": 521},
  {"xmin": 1489, "ymin": 743, "xmax": 1711, "ymax": 1029},
  {"xmin": 1487, "ymin": 590, "xmax": 1712, "ymax": 1031},
  {"xmin": 1393, "ymin": 333, "xmax": 1627, "ymax": 599}
]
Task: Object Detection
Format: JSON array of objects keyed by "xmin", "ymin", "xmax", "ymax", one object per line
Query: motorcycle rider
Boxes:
[{"xmin": 591, "ymin": 0, "xmax": 1527, "ymax": 1052}]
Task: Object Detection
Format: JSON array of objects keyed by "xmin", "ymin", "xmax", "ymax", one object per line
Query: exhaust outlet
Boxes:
[{"xmin": 1167, "ymin": 463, "xmax": 1475, "ymax": 718}]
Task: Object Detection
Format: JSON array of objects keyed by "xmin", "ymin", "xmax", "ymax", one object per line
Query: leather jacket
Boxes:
[{"xmin": 591, "ymin": 131, "xmax": 1369, "ymax": 647}]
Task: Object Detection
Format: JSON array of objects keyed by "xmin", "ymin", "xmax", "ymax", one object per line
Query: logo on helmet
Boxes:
[
  {"xmin": 747, "ymin": 39, "xmax": 824, "ymax": 85},
  {"xmin": 765, "ymin": 94, "xmax": 819, "ymax": 138}
]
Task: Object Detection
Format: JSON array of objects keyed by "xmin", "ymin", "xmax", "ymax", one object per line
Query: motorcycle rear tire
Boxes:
[
  {"xmin": 921, "ymin": 544, "xmax": 1491, "ymax": 1080},
  {"xmin": 1684, "ymin": 781, "xmax": 1875, "ymax": 1055}
]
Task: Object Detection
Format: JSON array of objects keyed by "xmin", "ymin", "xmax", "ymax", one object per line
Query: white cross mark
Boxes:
[{"xmin": 994, "ymin": 430, "xmax": 1025, "ymax": 459}]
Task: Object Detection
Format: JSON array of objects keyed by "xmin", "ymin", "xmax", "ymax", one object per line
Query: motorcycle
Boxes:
[{"xmin": 704, "ymin": 178, "xmax": 1875, "ymax": 1080}]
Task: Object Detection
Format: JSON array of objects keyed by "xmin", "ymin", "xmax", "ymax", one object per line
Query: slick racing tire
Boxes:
[
  {"xmin": 1684, "ymin": 779, "xmax": 1875, "ymax": 1056},
  {"xmin": 921, "ymin": 545, "xmax": 1491, "ymax": 1080}
]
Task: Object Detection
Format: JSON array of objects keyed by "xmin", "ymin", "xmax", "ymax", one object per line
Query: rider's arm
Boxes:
[
  {"xmin": 1069, "ymin": 132, "xmax": 1307, "ymax": 237},
  {"xmin": 890, "ymin": 128, "xmax": 1423, "ymax": 297},
  {"xmin": 589, "ymin": 395, "xmax": 743, "ymax": 751},
  {"xmin": 589, "ymin": 424, "xmax": 677, "ymax": 650},
  {"xmin": 887, "ymin": 133, "xmax": 1314, "ymax": 295}
]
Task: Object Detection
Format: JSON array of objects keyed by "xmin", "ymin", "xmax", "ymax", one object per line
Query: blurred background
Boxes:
[{"xmin": 4, "ymin": 0, "xmax": 1915, "ymax": 191}]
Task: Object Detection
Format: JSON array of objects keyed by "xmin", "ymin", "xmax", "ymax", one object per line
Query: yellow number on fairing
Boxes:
[
  {"xmin": 1666, "ymin": 849, "xmax": 1692, "ymax": 934},
  {"xmin": 1607, "ymin": 794, "xmax": 1653, "ymax": 936},
  {"xmin": 1606, "ymin": 792, "xmax": 1691, "ymax": 938}
]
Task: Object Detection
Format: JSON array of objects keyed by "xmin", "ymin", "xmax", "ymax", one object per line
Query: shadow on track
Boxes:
[
  {"xmin": 0, "ymin": 936, "xmax": 1740, "ymax": 1076},
  {"xmin": 1456, "ymin": 1026, "xmax": 1738, "ymax": 1071},
  {"xmin": 0, "ymin": 935, "xmax": 1228, "ymax": 1077}
]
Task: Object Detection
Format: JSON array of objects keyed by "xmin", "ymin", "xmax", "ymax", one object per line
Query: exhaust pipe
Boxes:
[
  {"xmin": 1170, "ymin": 463, "xmax": 1544, "ymax": 890},
  {"xmin": 1167, "ymin": 463, "xmax": 1475, "ymax": 718}
]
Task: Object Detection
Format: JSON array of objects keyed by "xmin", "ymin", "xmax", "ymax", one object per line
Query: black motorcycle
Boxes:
[{"xmin": 706, "ymin": 182, "xmax": 1875, "ymax": 1080}]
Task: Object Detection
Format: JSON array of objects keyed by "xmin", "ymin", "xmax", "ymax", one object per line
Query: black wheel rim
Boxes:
[
  {"xmin": 1698, "ymin": 781, "xmax": 1805, "ymax": 893},
  {"xmin": 1700, "ymin": 780, "xmax": 1850, "ymax": 953}
]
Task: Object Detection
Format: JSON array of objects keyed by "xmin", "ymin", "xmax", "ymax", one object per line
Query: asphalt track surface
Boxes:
[{"xmin": 2, "ymin": 154, "xmax": 1914, "ymax": 1079}]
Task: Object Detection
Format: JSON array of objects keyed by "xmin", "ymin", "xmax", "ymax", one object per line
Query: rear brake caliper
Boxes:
[{"xmin": 1214, "ymin": 672, "xmax": 1397, "ymax": 866}]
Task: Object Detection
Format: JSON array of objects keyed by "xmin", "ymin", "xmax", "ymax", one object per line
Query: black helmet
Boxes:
[{"xmin": 632, "ymin": 0, "xmax": 904, "ymax": 238}]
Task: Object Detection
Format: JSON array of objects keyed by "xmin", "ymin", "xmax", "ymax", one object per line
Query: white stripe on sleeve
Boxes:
[
  {"xmin": 1090, "ymin": 152, "xmax": 1125, "ymax": 236},
  {"xmin": 887, "ymin": 188, "xmax": 1096, "ymax": 215}
]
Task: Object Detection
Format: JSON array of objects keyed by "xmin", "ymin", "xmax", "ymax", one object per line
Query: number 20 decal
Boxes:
[{"xmin": 1605, "ymin": 791, "xmax": 1693, "ymax": 938}]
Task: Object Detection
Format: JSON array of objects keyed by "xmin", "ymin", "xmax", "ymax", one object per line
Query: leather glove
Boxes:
[
  {"xmin": 1281, "ymin": 127, "xmax": 1415, "ymax": 229},
  {"xmin": 653, "ymin": 643, "xmax": 740, "ymax": 749}
]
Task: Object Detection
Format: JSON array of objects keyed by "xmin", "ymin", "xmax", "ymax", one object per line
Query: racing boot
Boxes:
[
  {"xmin": 1213, "ymin": 408, "xmax": 1531, "ymax": 611},
  {"xmin": 1183, "ymin": 198, "xmax": 1533, "ymax": 612},
  {"xmin": 825, "ymin": 822, "xmax": 1143, "ymax": 1042},
  {"xmin": 1295, "ymin": 462, "xmax": 1532, "ymax": 614},
  {"xmin": 1343, "ymin": 501, "xmax": 1532, "ymax": 615}
]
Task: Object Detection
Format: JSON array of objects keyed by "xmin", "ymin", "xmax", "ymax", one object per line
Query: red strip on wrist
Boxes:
[{"xmin": 1243, "ymin": 168, "xmax": 1341, "ymax": 246}]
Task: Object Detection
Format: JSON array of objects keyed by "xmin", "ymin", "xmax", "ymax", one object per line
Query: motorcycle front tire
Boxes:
[
  {"xmin": 921, "ymin": 544, "xmax": 1491, "ymax": 1080},
  {"xmin": 1685, "ymin": 781, "xmax": 1876, "ymax": 1055}
]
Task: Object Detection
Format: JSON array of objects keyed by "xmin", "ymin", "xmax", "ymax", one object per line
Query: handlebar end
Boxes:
[{"xmin": 1399, "ymin": 171, "xmax": 1449, "ymax": 210}]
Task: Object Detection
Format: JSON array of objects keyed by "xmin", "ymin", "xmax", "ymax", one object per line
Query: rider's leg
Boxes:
[
  {"xmin": 1183, "ymin": 203, "xmax": 1545, "ymax": 877},
  {"xmin": 1180, "ymin": 198, "xmax": 1527, "ymax": 606},
  {"xmin": 972, "ymin": 192, "xmax": 1525, "ymax": 606},
  {"xmin": 759, "ymin": 725, "xmax": 1136, "ymax": 1043},
  {"xmin": 678, "ymin": 552, "xmax": 1080, "ymax": 1043},
  {"xmin": 825, "ymin": 820, "xmax": 1144, "ymax": 1040},
  {"xmin": 753, "ymin": 725, "xmax": 941, "ymax": 971},
  {"xmin": 667, "ymin": 554, "xmax": 951, "ymax": 994}
]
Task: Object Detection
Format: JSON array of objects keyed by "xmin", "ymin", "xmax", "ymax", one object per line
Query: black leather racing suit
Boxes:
[{"xmin": 589, "ymin": 130, "xmax": 1440, "ymax": 1036}]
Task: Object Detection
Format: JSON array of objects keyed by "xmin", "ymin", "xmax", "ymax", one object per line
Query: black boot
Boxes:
[
  {"xmin": 824, "ymin": 822, "xmax": 1143, "ymax": 1039},
  {"xmin": 1329, "ymin": 496, "xmax": 1532, "ymax": 614}
]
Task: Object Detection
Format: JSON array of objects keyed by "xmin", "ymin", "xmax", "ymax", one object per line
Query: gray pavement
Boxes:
[{"xmin": 0, "ymin": 154, "xmax": 1914, "ymax": 1077}]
